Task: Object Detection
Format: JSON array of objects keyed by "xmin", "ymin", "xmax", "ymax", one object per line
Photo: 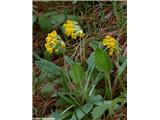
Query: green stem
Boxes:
[
  {"xmin": 80, "ymin": 38, "xmax": 83, "ymax": 63},
  {"xmin": 60, "ymin": 105, "xmax": 74, "ymax": 116},
  {"xmin": 118, "ymin": 76, "xmax": 126, "ymax": 93},
  {"xmin": 82, "ymin": 65, "xmax": 94, "ymax": 103},
  {"xmin": 105, "ymin": 73, "xmax": 113, "ymax": 100},
  {"xmin": 115, "ymin": 54, "xmax": 126, "ymax": 93},
  {"xmin": 113, "ymin": 55, "xmax": 119, "ymax": 91},
  {"xmin": 89, "ymin": 73, "xmax": 102, "ymax": 96},
  {"xmin": 63, "ymin": 53, "xmax": 72, "ymax": 84},
  {"xmin": 82, "ymin": 38, "xmax": 85, "ymax": 63}
]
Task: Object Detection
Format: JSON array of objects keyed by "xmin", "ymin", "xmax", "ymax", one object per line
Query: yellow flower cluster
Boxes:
[
  {"xmin": 63, "ymin": 20, "xmax": 85, "ymax": 39},
  {"xmin": 102, "ymin": 35, "xmax": 117, "ymax": 56},
  {"xmin": 45, "ymin": 30, "xmax": 66, "ymax": 54}
]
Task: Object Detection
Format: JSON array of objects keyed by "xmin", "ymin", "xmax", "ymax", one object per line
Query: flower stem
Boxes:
[{"xmin": 105, "ymin": 73, "xmax": 113, "ymax": 100}]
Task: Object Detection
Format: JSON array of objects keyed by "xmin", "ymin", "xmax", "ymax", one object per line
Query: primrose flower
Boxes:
[
  {"xmin": 45, "ymin": 30, "xmax": 66, "ymax": 54},
  {"xmin": 63, "ymin": 20, "xmax": 85, "ymax": 39},
  {"xmin": 60, "ymin": 41, "xmax": 66, "ymax": 48},
  {"xmin": 102, "ymin": 35, "xmax": 118, "ymax": 56}
]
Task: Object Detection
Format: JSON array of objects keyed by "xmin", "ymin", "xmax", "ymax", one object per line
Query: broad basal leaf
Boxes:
[
  {"xmin": 38, "ymin": 15, "xmax": 53, "ymax": 32},
  {"xmin": 70, "ymin": 63, "xmax": 85, "ymax": 84},
  {"xmin": 40, "ymin": 82, "xmax": 53, "ymax": 97},
  {"xmin": 35, "ymin": 59, "xmax": 61, "ymax": 77},
  {"xmin": 94, "ymin": 48, "xmax": 113, "ymax": 75},
  {"xmin": 88, "ymin": 95, "xmax": 103, "ymax": 105},
  {"xmin": 89, "ymin": 41, "xmax": 99, "ymax": 50},
  {"xmin": 118, "ymin": 58, "xmax": 127, "ymax": 77},
  {"xmin": 87, "ymin": 53, "xmax": 95, "ymax": 68},
  {"xmin": 70, "ymin": 102, "xmax": 93, "ymax": 120},
  {"xmin": 64, "ymin": 55, "xmax": 75, "ymax": 66},
  {"xmin": 91, "ymin": 101, "xmax": 112, "ymax": 120}
]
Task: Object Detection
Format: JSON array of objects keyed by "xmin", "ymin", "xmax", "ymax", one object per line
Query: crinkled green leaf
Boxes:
[
  {"xmin": 38, "ymin": 11, "xmax": 78, "ymax": 32},
  {"xmin": 119, "ymin": 55, "xmax": 127, "ymax": 65},
  {"xmin": 87, "ymin": 53, "xmax": 95, "ymax": 68},
  {"xmin": 35, "ymin": 59, "xmax": 61, "ymax": 77},
  {"xmin": 91, "ymin": 101, "xmax": 112, "ymax": 120},
  {"xmin": 60, "ymin": 111, "xmax": 72, "ymax": 120},
  {"xmin": 70, "ymin": 102, "xmax": 93, "ymax": 120},
  {"xmin": 64, "ymin": 55, "xmax": 75, "ymax": 66},
  {"xmin": 49, "ymin": 110, "xmax": 61, "ymax": 120},
  {"xmin": 89, "ymin": 41, "xmax": 99, "ymax": 50},
  {"xmin": 38, "ymin": 15, "xmax": 53, "ymax": 32},
  {"xmin": 118, "ymin": 58, "xmax": 127, "ymax": 77},
  {"xmin": 58, "ymin": 94, "xmax": 74, "ymax": 106},
  {"xmin": 70, "ymin": 63, "xmax": 85, "ymax": 84},
  {"xmin": 94, "ymin": 48, "xmax": 113, "ymax": 75},
  {"xmin": 88, "ymin": 95, "xmax": 103, "ymax": 105},
  {"xmin": 41, "ymin": 83, "xmax": 53, "ymax": 97}
]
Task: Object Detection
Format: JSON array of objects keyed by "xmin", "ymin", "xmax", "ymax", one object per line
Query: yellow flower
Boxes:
[
  {"xmin": 67, "ymin": 20, "xmax": 73, "ymax": 24},
  {"xmin": 102, "ymin": 39, "xmax": 108, "ymax": 46},
  {"xmin": 47, "ymin": 47, "xmax": 53, "ymax": 54},
  {"xmin": 63, "ymin": 20, "xmax": 85, "ymax": 39},
  {"xmin": 47, "ymin": 31, "xmax": 57, "ymax": 38},
  {"xmin": 45, "ymin": 43, "xmax": 50, "ymax": 49},
  {"xmin": 51, "ymin": 30, "xmax": 57, "ymax": 37},
  {"xmin": 106, "ymin": 35, "xmax": 111, "ymax": 39},
  {"xmin": 79, "ymin": 32, "xmax": 85, "ymax": 38},
  {"xmin": 63, "ymin": 23, "xmax": 74, "ymax": 29},
  {"xmin": 102, "ymin": 35, "xmax": 117, "ymax": 56},
  {"xmin": 44, "ymin": 30, "xmax": 66, "ymax": 54},
  {"xmin": 47, "ymin": 33, "xmax": 54, "ymax": 37},
  {"xmin": 71, "ymin": 33, "xmax": 77, "ymax": 39},
  {"xmin": 46, "ymin": 37, "xmax": 52, "ymax": 43},
  {"xmin": 65, "ymin": 27, "xmax": 74, "ymax": 36},
  {"xmin": 60, "ymin": 41, "xmax": 66, "ymax": 48},
  {"xmin": 77, "ymin": 30, "xmax": 85, "ymax": 38},
  {"xmin": 50, "ymin": 39, "xmax": 58, "ymax": 46},
  {"xmin": 109, "ymin": 49, "xmax": 113, "ymax": 56},
  {"xmin": 45, "ymin": 43, "xmax": 53, "ymax": 54}
]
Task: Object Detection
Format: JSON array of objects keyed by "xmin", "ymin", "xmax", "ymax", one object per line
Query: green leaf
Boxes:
[
  {"xmin": 89, "ymin": 41, "xmax": 99, "ymax": 50},
  {"xmin": 60, "ymin": 111, "xmax": 72, "ymax": 120},
  {"xmin": 119, "ymin": 55, "xmax": 127, "ymax": 65},
  {"xmin": 58, "ymin": 94, "xmax": 74, "ymax": 106},
  {"xmin": 91, "ymin": 101, "xmax": 112, "ymax": 120},
  {"xmin": 35, "ymin": 59, "xmax": 61, "ymax": 77},
  {"xmin": 41, "ymin": 83, "xmax": 53, "ymax": 97},
  {"xmin": 50, "ymin": 14, "xmax": 65, "ymax": 28},
  {"xmin": 111, "ymin": 97, "xmax": 125, "ymax": 109},
  {"xmin": 109, "ymin": 97, "xmax": 125, "ymax": 116},
  {"xmin": 43, "ymin": 51, "xmax": 51, "ymax": 61},
  {"xmin": 87, "ymin": 53, "xmax": 95, "ymax": 67},
  {"xmin": 70, "ymin": 63, "xmax": 85, "ymax": 84},
  {"xmin": 37, "ymin": 72, "xmax": 46, "ymax": 83},
  {"xmin": 76, "ymin": 103, "xmax": 93, "ymax": 118},
  {"xmin": 94, "ymin": 48, "xmax": 113, "ymax": 75},
  {"xmin": 118, "ymin": 58, "xmax": 127, "ymax": 77},
  {"xmin": 38, "ymin": 15, "xmax": 53, "ymax": 32},
  {"xmin": 64, "ymin": 55, "xmax": 75, "ymax": 66},
  {"xmin": 49, "ymin": 110, "xmax": 61, "ymax": 120},
  {"xmin": 70, "ymin": 102, "xmax": 93, "ymax": 120},
  {"xmin": 88, "ymin": 95, "xmax": 103, "ymax": 105},
  {"xmin": 38, "ymin": 11, "xmax": 80, "ymax": 32}
]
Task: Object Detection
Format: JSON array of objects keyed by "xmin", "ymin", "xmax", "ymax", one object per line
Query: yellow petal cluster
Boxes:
[
  {"xmin": 102, "ymin": 35, "xmax": 117, "ymax": 56},
  {"xmin": 45, "ymin": 30, "xmax": 66, "ymax": 54},
  {"xmin": 63, "ymin": 20, "xmax": 85, "ymax": 39}
]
